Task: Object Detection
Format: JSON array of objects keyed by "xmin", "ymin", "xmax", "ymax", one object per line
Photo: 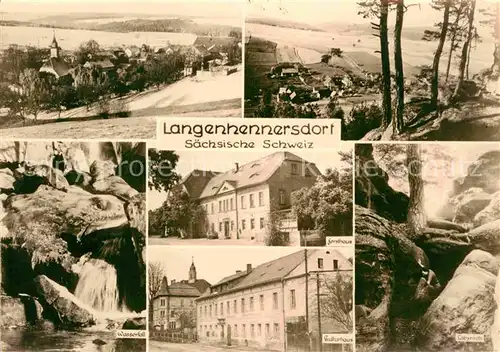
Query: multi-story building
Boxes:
[
  {"xmin": 196, "ymin": 249, "xmax": 353, "ymax": 351},
  {"xmin": 181, "ymin": 152, "xmax": 321, "ymax": 244},
  {"xmin": 151, "ymin": 260, "xmax": 210, "ymax": 331}
]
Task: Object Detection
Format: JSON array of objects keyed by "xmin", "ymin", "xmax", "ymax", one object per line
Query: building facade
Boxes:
[
  {"xmin": 196, "ymin": 249, "xmax": 353, "ymax": 351},
  {"xmin": 152, "ymin": 260, "xmax": 210, "ymax": 331},
  {"xmin": 39, "ymin": 34, "xmax": 71, "ymax": 79},
  {"xmin": 181, "ymin": 152, "xmax": 320, "ymax": 244}
]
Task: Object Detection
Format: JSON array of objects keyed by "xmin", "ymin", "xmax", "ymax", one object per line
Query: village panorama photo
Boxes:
[
  {"xmin": 0, "ymin": 0, "xmax": 243, "ymax": 139},
  {"xmin": 148, "ymin": 148, "xmax": 353, "ymax": 247},
  {"xmin": 244, "ymin": 0, "xmax": 500, "ymax": 141}
]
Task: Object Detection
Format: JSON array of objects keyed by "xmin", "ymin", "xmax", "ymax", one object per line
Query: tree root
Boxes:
[{"xmin": 427, "ymin": 217, "xmax": 468, "ymax": 233}]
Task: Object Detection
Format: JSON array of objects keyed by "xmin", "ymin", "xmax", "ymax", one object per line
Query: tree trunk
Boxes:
[
  {"xmin": 407, "ymin": 144, "xmax": 426, "ymax": 237},
  {"xmin": 380, "ymin": 0, "xmax": 393, "ymax": 128},
  {"xmin": 430, "ymin": 0, "xmax": 451, "ymax": 109},
  {"xmin": 445, "ymin": 36, "xmax": 455, "ymax": 84},
  {"xmin": 451, "ymin": 0, "xmax": 476, "ymax": 102},
  {"xmin": 466, "ymin": 40, "xmax": 472, "ymax": 79},
  {"xmin": 394, "ymin": 0, "xmax": 405, "ymax": 133},
  {"xmin": 492, "ymin": 1, "xmax": 500, "ymax": 75}
]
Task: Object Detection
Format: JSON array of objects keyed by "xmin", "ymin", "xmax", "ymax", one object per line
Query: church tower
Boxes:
[
  {"xmin": 50, "ymin": 32, "xmax": 61, "ymax": 59},
  {"xmin": 188, "ymin": 257, "xmax": 197, "ymax": 283}
]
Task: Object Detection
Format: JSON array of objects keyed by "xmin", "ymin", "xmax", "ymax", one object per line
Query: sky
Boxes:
[
  {"xmin": 148, "ymin": 145, "xmax": 354, "ymax": 210},
  {"xmin": 246, "ymin": 0, "xmax": 496, "ymax": 27},
  {"xmin": 148, "ymin": 246, "xmax": 353, "ymax": 285},
  {"xmin": 0, "ymin": 0, "xmax": 243, "ymax": 19}
]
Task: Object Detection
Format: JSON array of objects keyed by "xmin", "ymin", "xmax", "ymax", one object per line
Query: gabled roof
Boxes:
[
  {"xmin": 192, "ymin": 45, "xmax": 211, "ymax": 57},
  {"xmin": 197, "ymin": 152, "xmax": 316, "ymax": 199},
  {"xmin": 39, "ymin": 57, "xmax": 70, "ymax": 77},
  {"xmin": 213, "ymin": 270, "xmax": 248, "ymax": 287},
  {"xmin": 193, "ymin": 36, "xmax": 237, "ymax": 52},
  {"xmin": 155, "ymin": 278, "xmax": 211, "ymax": 298},
  {"xmin": 84, "ymin": 59, "xmax": 115, "ymax": 69}
]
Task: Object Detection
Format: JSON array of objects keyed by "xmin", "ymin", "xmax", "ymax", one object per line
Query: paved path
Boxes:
[
  {"xmin": 149, "ymin": 341, "xmax": 276, "ymax": 352},
  {"xmin": 148, "ymin": 237, "xmax": 270, "ymax": 246}
]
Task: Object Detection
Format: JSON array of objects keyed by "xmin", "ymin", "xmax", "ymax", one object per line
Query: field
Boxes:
[
  {"xmin": 246, "ymin": 22, "xmax": 495, "ymax": 76},
  {"xmin": 0, "ymin": 25, "xmax": 198, "ymax": 50}
]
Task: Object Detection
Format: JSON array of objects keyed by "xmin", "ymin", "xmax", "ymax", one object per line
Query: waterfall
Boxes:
[{"xmin": 74, "ymin": 259, "xmax": 123, "ymax": 313}]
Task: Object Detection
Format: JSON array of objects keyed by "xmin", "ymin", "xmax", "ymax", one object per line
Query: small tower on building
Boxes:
[
  {"xmin": 50, "ymin": 32, "xmax": 61, "ymax": 59},
  {"xmin": 188, "ymin": 257, "xmax": 197, "ymax": 284}
]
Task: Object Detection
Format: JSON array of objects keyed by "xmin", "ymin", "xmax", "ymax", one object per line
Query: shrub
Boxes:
[{"xmin": 342, "ymin": 103, "xmax": 383, "ymax": 140}]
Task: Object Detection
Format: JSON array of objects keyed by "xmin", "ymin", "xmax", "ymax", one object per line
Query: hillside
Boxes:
[{"xmin": 245, "ymin": 17, "xmax": 324, "ymax": 32}]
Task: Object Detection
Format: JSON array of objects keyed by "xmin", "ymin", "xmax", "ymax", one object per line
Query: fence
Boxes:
[{"xmin": 150, "ymin": 330, "xmax": 197, "ymax": 343}]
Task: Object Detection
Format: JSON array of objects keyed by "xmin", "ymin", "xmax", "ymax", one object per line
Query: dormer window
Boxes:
[
  {"xmin": 291, "ymin": 163, "xmax": 299, "ymax": 175},
  {"xmin": 249, "ymin": 173, "xmax": 259, "ymax": 178}
]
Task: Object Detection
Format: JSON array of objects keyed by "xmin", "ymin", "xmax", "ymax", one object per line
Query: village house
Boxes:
[
  {"xmin": 180, "ymin": 152, "xmax": 320, "ymax": 244},
  {"xmin": 124, "ymin": 45, "xmax": 141, "ymax": 59},
  {"xmin": 152, "ymin": 259, "xmax": 211, "ymax": 331},
  {"xmin": 39, "ymin": 34, "xmax": 71, "ymax": 79},
  {"xmin": 196, "ymin": 249, "xmax": 353, "ymax": 351}
]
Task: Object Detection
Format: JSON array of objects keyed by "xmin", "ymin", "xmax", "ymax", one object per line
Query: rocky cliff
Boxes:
[
  {"xmin": 355, "ymin": 147, "xmax": 500, "ymax": 352},
  {"xmin": 0, "ymin": 141, "xmax": 146, "ymax": 332}
]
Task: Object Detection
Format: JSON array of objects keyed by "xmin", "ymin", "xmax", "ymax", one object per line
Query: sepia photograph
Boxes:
[
  {"xmin": 0, "ymin": 0, "xmax": 243, "ymax": 139},
  {"xmin": 148, "ymin": 246, "xmax": 354, "ymax": 352},
  {"xmin": 245, "ymin": 0, "xmax": 500, "ymax": 141},
  {"xmin": 354, "ymin": 142, "xmax": 500, "ymax": 351},
  {"xmin": 148, "ymin": 148, "xmax": 353, "ymax": 247},
  {"xmin": 0, "ymin": 141, "xmax": 147, "ymax": 351}
]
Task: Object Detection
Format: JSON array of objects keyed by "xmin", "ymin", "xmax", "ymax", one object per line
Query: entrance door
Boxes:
[
  {"xmin": 224, "ymin": 221, "xmax": 230, "ymax": 239},
  {"xmin": 227, "ymin": 325, "xmax": 232, "ymax": 346}
]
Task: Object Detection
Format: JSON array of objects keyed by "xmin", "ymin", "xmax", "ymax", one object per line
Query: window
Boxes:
[
  {"xmin": 241, "ymin": 298, "xmax": 245, "ymax": 313},
  {"xmin": 219, "ymin": 222, "xmax": 223, "ymax": 232},
  {"xmin": 171, "ymin": 310, "xmax": 175, "ymax": 317},
  {"xmin": 318, "ymin": 258, "xmax": 324, "ymax": 269},
  {"xmin": 230, "ymin": 198, "xmax": 234, "ymax": 210},
  {"xmin": 180, "ymin": 299, "xmax": 184, "ymax": 307},
  {"xmin": 199, "ymin": 307, "xmax": 202, "ymax": 316},
  {"xmin": 250, "ymin": 218, "xmax": 255, "ymax": 230},
  {"xmin": 250, "ymin": 296, "xmax": 254, "ymax": 311},
  {"xmin": 260, "ymin": 217, "xmax": 265, "ymax": 229},
  {"xmin": 234, "ymin": 300, "xmax": 237, "ymax": 313},
  {"xmin": 235, "ymin": 324, "xmax": 238, "ymax": 337},
  {"xmin": 215, "ymin": 303, "xmax": 218, "ymax": 316},
  {"xmin": 160, "ymin": 299, "xmax": 165, "ymax": 307},
  {"xmin": 211, "ymin": 223, "xmax": 215, "ymax": 233},
  {"xmin": 231, "ymin": 221, "xmax": 234, "ymax": 231},
  {"xmin": 259, "ymin": 191, "xmax": 264, "ymax": 206},
  {"xmin": 333, "ymin": 259, "xmax": 339, "ymax": 270},
  {"xmin": 219, "ymin": 201, "xmax": 222, "ymax": 212},
  {"xmin": 169, "ymin": 321, "xmax": 176, "ymax": 329},
  {"xmin": 305, "ymin": 166, "xmax": 312, "ymax": 177},
  {"xmin": 290, "ymin": 289, "xmax": 296, "ymax": 309},
  {"xmin": 260, "ymin": 294, "xmax": 264, "ymax": 310},
  {"xmin": 274, "ymin": 323, "xmax": 279, "ymax": 337},
  {"xmin": 250, "ymin": 194, "xmax": 255, "ymax": 208},
  {"xmin": 265, "ymin": 323, "xmax": 270, "ymax": 336},
  {"xmin": 258, "ymin": 323, "xmax": 262, "ymax": 336},
  {"xmin": 209, "ymin": 305, "xmax": 212, "ymax": 317},
  {"xmin": 273, "ymin": 292, "xmax": 278, "ymax": 309},
  {"xmin": 242, "ymin": 324, "xmax": 246, "ymax": 337},
  {"xmin": 241, "ymin": 195, "xmax": 245, "ymax": 209},
  {"xmin": 204, "ymin": 306, "xmax": 207, "ymax": 316},
  {"xmin": 227, "ymin": 301, "xmax": 230, "ymax": 315},
  {"xmin": 160, "ymin": 310, "xmax": 165, "ymax": 318},
  {"xmin": 242, "ymin": 220, "xmax": 246, "ymax": 230},
  {"xmin": 279, "ymin": 189, "xmax": 286, "ymax": 205},
  {"xmin": 251, "ymin": 324, "xmax": 255, "ymax": 338},
  {"xmin": 221, "ymin": 302, "xmax": 224, "ymax": 315},
  {"xmin": 292, "ymin": 163, "xmax": 299, "ymax": 175},
  {"xmin": 211, "ymin": 203, "xmax": 214, "ymax": 214}
]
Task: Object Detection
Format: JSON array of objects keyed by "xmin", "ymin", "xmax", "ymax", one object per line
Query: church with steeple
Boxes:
[
  {"xmin": 151, "ymin": 258, "xmax": 210, "ymax": 331},
  {"xmin": 39, "ymin": 33, "xmax": 71, "ymax": 79}
]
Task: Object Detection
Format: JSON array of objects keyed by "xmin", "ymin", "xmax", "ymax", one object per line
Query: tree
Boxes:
[
  {"xmin": 451, "ymin": 0, "xmax": 477, "ymax": 102},
  {"xmin": 265, "ymin": 200, "xmax": 288, "ymax": 246},
  {"xmin": 479, "ymin": 2, "xmax": 500, "ymax": 74},
  {"xmin": 393, "ymin": 0, "xmax": 405, "ymax": 133},
  {"xmin": 76, "ymin": 39, "xmax": 101, "ymax": 64},
  {"xmin": 445, "ymin": 1, "xmax": 470, "ymax": 83},
  {"xmin": 148, "ymin": 149, "xmax": 181, "ymax": 193},
  {"xmin": 319, "ymin": 273, "xmax": 353, "ymax": 333},
  {"xmin": 357, "ymin": 0, "xmax": 392, "ymax": 128},
  {"xmin": 406, "ymin": 144, "xmax": 426, "ymax": 236},
  {"xmin": 19, "ymin": 68, "xmax": 47, "ymax": 120},
  {"xmin": 177, "ymin": 310, "xmax": 196, "ymax": 330},
  {"xmin": 430, "ymin": 0, "xmax": 452, "ymax": 109},
  {"xmin": 148, "ymin": 261, "xmax": 165, "ymax": 327}
]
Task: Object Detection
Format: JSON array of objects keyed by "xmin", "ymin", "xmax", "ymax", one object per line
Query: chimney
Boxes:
[
  {"xmin": 171, "ymin": 279, "xmax": 176, "ymax": 284},
  {"xmin": 246, "ymin": 264, "xmax": 252, "ymax": 274}
]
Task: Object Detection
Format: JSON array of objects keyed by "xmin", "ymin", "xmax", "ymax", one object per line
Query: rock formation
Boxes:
[
  {"xmin": 0, "ymin": 141, "xmax": 146, "ymax": 332},
  {"xmin": 355, "ymin": 147, "xmax": 500, "ymax": 352}
]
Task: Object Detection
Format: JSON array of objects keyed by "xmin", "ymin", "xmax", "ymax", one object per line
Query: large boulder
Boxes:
[
  {"xmin": 0, "ymin": 295, "xmax": 42, "ymax": 329},
  {"xmin": 474, "ymin": 191, "xmax": 500, "ymax": 227},
  {"xmin": 122, "ymin": 317, "xmax": 146, "ymax": 330},
  {"xmin": 467, "ymin": 219, "xmax": 500, "ymax": 256},
  {"xmin": 0, "ymin": 168, "xmax": 15, "ymax": 192},
  {"xmin": 415, "ymin": 250, "xmax": 499, "ymax": 351},
  {"xmin": 92, "ymin": 176, "xmax": 139, "ymax": 202},
  {"xmin": 126, "ymin": 193, "xmax": 146, "ymax": 236},
  {"xmin": 453, "ymin": 151, "xmax": 500, "ymax": 196},
  {"xmin": 3, "ymin": 185, "xmax": 129, "ymax": 241},
  {"xmin": 452, "ymin": 188, "xmax": 493, "ymax": 223},
  {"xmin": 34, "ymin": 275, "xmax": 95, "ymax": 327},
  {"xmin": 90, "ymin": 160, "xmax": 116, "ymax": 182}
]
